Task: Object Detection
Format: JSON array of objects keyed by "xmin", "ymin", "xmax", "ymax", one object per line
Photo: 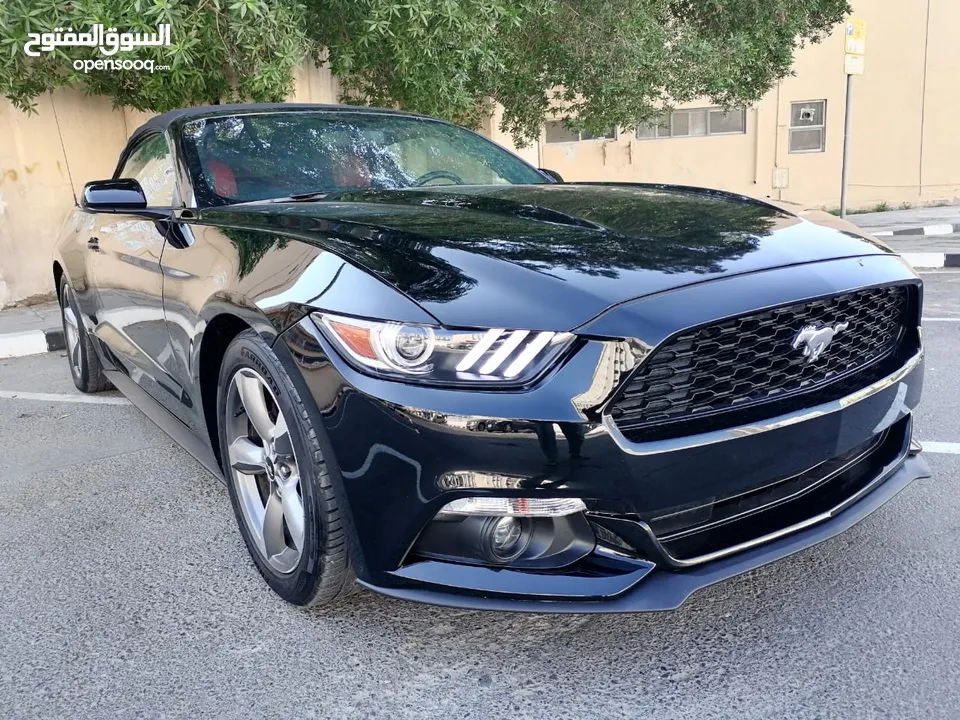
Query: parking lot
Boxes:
[{"xmin": 1, "ymin": 271, "xmax": 958, "ymax": 720}]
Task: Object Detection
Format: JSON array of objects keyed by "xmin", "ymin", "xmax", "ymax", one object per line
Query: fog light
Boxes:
[
  {"xmin": 492, "ymin": 517, "xmax": 522, "ymax": 552},
  {"xmin": 481, "ymin": 516, "xmax": 530, "ymax": 563},
  {"xmin": 437, "ymin": 496, "xmax": 586, "ymax": 517}
]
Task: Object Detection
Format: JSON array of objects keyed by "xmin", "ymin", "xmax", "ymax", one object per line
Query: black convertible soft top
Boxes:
[{"xmin": 128, "ymin": 102, "xmax": 424, "ymax": 145}]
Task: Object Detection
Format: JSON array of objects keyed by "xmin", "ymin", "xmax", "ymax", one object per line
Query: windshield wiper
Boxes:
[{"xmin": 268, "ymin": 191, "xmax": 330, "ymax": 203}]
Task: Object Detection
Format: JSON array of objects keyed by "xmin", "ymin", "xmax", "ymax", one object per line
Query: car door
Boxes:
[{"xmin": 87, "ymin": 132, "xmax": 184, "ymax": 408}]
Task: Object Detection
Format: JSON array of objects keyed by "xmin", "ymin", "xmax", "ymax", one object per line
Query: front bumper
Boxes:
[
  {"xmin": 275, "ymin": 255, "xmax": 928, "ymax": 611},
  {"xmin": 364, "ymin": 451, "xmax": 930, "ymax": 613}
]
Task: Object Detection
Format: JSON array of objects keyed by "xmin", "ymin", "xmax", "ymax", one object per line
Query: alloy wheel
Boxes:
[
  {"xmin": 225, "ymin": 368, "xmax": 305, "ymax": 575},
  {"xmin": 61, "ymin": 294, "xmax": 81, "ymax": 377}
]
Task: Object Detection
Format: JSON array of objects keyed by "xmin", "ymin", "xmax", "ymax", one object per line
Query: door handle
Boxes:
[{"xmin": 87, "ymin": 237, "xmax": 100, "ymax": 251}]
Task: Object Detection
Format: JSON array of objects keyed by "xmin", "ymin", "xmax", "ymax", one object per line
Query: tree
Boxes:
[
  {"xmin": 0, "ymin": 0, "xmax": 308, "ymax": 112},
  {"xmin": 0, "ymin": 0, "xmax": 850, "ymax": 144}
]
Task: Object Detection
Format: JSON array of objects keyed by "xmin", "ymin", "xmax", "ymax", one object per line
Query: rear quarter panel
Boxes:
[{"xmin": 53, "ymin": 209, "xmax": 97, "ymax": 315}]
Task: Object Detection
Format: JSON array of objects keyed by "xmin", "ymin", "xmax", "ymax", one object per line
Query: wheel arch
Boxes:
[
  {"xmin": 198, "ymin": 312, "xmax": 254, "ymax": 470},
  {"xmin": 193, "ymin": 300, "xmax": 343, "ymax": 484},
  {"xmin": 53, "ymin": 261, "xmax": 65, "ymax": 301}
]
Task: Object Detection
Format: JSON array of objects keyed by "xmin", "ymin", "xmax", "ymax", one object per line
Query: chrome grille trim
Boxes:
[{"xmin": 602, "ymin": 349, "xmax": 922, "ymax": 456}]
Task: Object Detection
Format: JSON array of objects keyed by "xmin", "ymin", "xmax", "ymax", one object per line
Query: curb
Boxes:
[
  {"xmin": 902, "ymin": 252, "xmax": 960, "ymax": 269},
  {"xmin": 873, "ymin": 223, "xmax": 960, "ymax": 237},
  {"xmin": 0, "ymin": 328, "xmax": 65, "ymax": 360}
]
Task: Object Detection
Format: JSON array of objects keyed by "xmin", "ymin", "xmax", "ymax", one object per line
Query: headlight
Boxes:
[{"xmin": 312, "ymin": 312, "xmax": 574, "ymax": 386}]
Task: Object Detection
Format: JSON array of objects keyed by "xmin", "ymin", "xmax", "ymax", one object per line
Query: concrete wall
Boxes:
[
  {"xmin": 0, "ymin": 92, "xmax": 157, "ymax": 307},
  {"xmin": 2, "ymin": 91, "xmax": 120, "ymax": 306},
  {"xmin": 1, "ymin": 0, "xmax": 957, "ymax": 306}
]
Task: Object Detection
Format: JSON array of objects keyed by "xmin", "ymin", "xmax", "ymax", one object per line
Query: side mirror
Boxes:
[
  {"xmin": 539, "ymin": 168, "xmax": 564, "ymax": 183},
  {"xmin": 81, "ymin": 179, "xmax": 148, "ymax": 212}
]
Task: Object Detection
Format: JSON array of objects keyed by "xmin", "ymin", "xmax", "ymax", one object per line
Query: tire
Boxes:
[
  {"xmin": 59, "ymin": 275, "xmax": 112, "ymax": 393},
  {"xmin": 217, "ymin": 329, "xmax": 356, "ymax": 607}
]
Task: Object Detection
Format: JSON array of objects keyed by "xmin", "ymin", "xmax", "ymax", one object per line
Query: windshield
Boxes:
[{"xmin": 179, "ymin": 111, "xmax": 547, "ymax": 205}]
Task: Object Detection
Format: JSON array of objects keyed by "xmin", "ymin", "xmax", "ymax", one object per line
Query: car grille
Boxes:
[{"xmin": 610, "ymin": 285, "xmax": 910, "ymax": 441}]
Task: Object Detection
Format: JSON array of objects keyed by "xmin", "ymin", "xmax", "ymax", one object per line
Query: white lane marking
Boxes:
[
  {"xmin": 921, "ymin": 442, "xmax": 960, "ymax": 455},
  {"xmin": 0, "ymin": 390, "xmax": 130, "ymax": 405},
  {"xmin": 923, "ymin": 317, "xmax": 960, "ymax": 322},
  {"xmin": 0, "ymin": 331, "xmax": 48, "ymax": 359},
  {"xmin": 873, "ymin": 231, "xmax": 894, "ymax": 236}
]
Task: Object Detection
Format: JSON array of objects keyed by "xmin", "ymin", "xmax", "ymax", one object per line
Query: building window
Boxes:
[
  {"xmin": 789, "ymin": 100, "xmax": 826, "ymax": 153},
  {"xmin": 708, "ymin": 109, "xmax": 747, "ymax": 135},
  {"xmin": 545, "ymin": 120, "xmax": 616, "ymax": 143},
  {"xmin": 636, "ymin": 107, "xmax": 746, "ymax": 140}
]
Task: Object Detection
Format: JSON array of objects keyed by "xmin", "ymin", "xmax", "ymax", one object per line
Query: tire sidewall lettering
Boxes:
[{"xmin": 239, "ymin": 345, "xmax": 282, "ymax": 399}]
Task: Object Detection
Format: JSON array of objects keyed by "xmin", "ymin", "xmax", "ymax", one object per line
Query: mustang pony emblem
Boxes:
[{"xmin": 791, "ymin": 321, "xmax": 849, "ymax": 362}]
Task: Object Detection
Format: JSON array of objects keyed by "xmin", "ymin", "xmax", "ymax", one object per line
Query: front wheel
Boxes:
[{"xmin": 217, "ymin": 330, "xmax": 355, "ymax": 607}]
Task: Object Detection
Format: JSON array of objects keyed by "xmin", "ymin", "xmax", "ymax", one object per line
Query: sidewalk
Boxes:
[
  {"xmin": 0, "ymin": 302, "xmax": 63, "ymax": 360},
  {"xmin": 847, "ymin": 205, "xmax": 960, "ymax": 236},
  {"xmin": 847, "ymin": 205, "xmax": 960, "ymax": 269}
]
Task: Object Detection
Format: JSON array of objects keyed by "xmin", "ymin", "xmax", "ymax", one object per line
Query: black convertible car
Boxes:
[{"xmin": 54, "ymin": 103, "xmax": 929, "ymax": 611}]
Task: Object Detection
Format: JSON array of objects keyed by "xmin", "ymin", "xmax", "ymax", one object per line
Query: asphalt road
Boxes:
[{"xmin": 1, "ymin": 272, "xmax": 959, "ymax": 719}]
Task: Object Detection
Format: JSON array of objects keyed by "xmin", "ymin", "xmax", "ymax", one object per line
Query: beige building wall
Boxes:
[
  {"xmin": 1, "ymin": 91, "xmax": 123, "ymax": 306},
  {"xmin": 0, "ymin": 92, "xmax": 159, "ymax": 307},
  {"xmin": 542, "ymin": 0, "xmax": 960, "ymax": 209},
  {"xmin": 0, "ymin": 0, "xmax": 957, "ymax": 307},
  {"xmin": 919, "ymin": 0, "xmax": 960, "ymax": 194}
]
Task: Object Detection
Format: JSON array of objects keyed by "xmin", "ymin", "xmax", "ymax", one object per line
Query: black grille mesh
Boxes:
[{"xmin": 611, "ymin": 285, "xmax": 909, "ymax": 436}]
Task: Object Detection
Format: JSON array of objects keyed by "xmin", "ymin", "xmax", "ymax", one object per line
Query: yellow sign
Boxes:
[
  {"xmin": 844, "ymin": 54, "xmax": 865, "ymax": 75},
  {"xmin": 844, "ymin": 17, "xmax": 867, "ymax": 55}
]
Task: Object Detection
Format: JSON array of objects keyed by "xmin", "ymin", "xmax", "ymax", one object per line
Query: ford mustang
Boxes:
[{"xmin": 53, "ymin": 103, "xmax": 929, "ymax": 611}]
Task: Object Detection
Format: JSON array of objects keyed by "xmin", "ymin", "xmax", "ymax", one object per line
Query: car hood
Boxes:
[{"xmin": 202, "ymin": 184, "xmax": 894, "ymax": 331}]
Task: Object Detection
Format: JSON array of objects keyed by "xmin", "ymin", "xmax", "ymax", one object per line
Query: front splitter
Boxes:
[{"xmin": 359, "ymin": 453, "xmax": 931, "ymax": 613}]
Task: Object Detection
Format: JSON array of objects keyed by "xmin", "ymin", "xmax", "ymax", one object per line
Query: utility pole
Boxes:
[
  {"xmin": 840, "ymin": 75, "xmax": 854, "ymax": 219},
  {"xmin": 840, "ymin": 17, "xmax": 866, "ymax": 219}
]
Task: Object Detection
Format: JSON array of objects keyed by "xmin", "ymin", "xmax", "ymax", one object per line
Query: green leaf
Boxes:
[{"xmin": 0, "ymin": 0, "xmax": 850, "ymax": 144}]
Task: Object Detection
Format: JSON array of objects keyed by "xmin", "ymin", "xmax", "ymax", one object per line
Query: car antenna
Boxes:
[{"xmin": 49, "ymin": 93, "xmax": 79, "ymax": 206}]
